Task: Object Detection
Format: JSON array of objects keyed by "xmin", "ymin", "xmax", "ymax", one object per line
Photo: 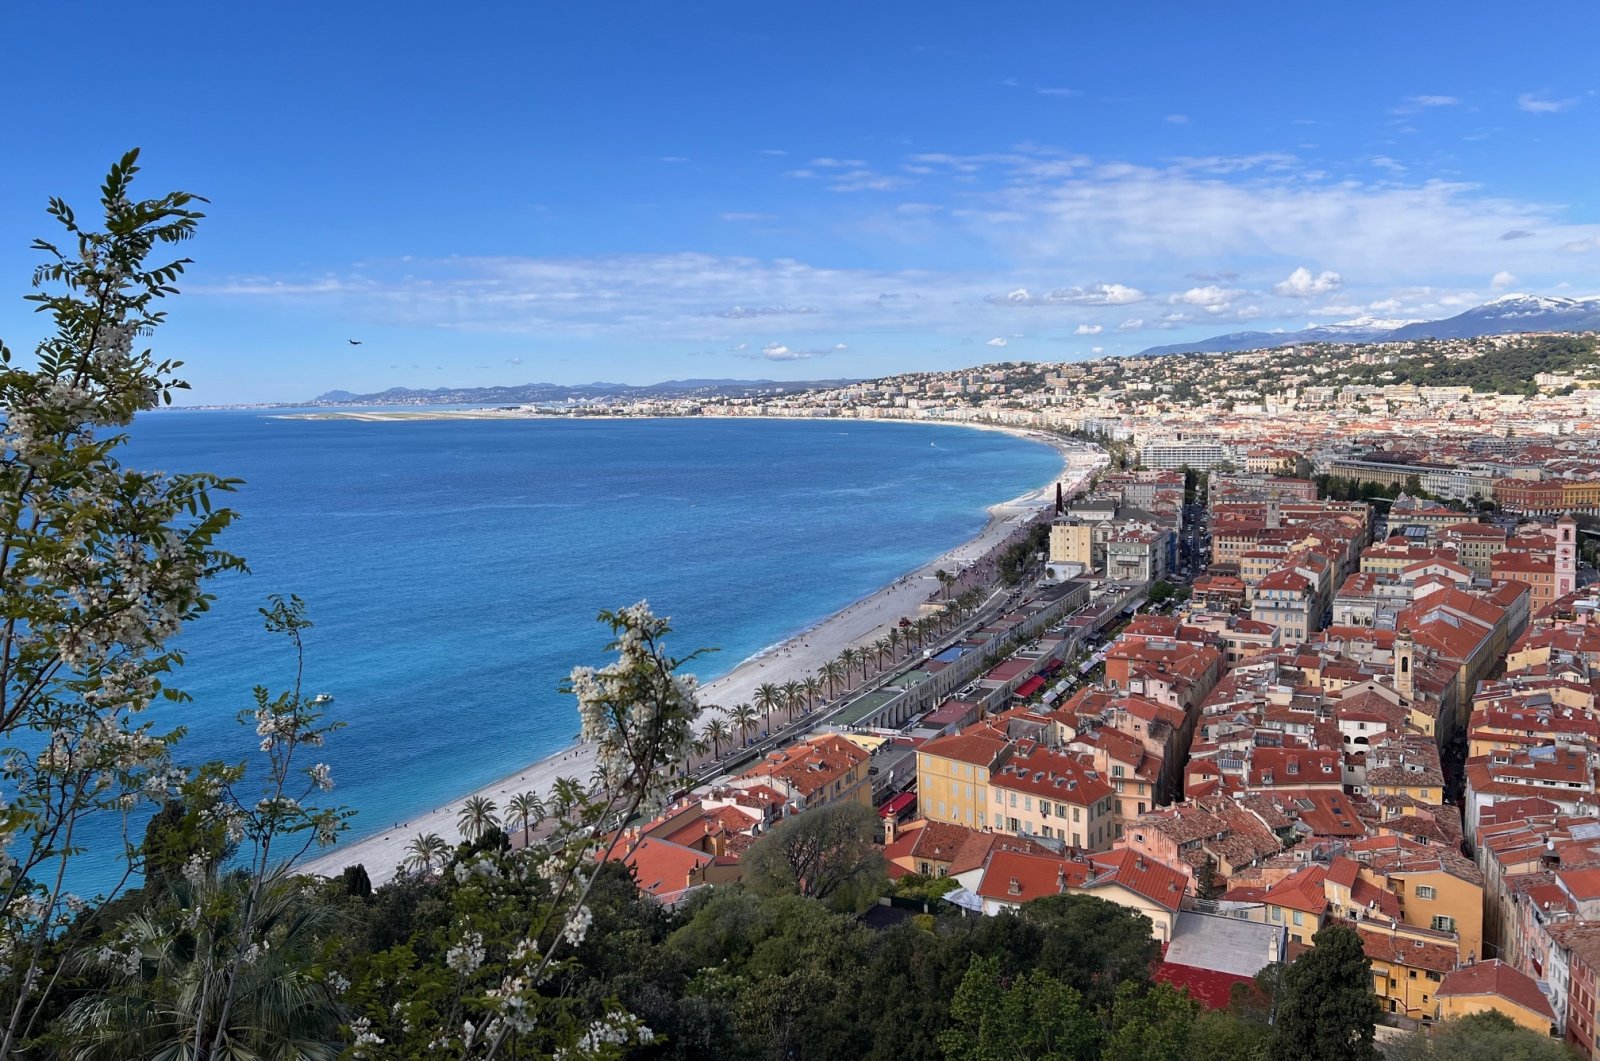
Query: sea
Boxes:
[{"xmin": 65, "ymin": 412, "xmax": 1060, "ymax": 892}]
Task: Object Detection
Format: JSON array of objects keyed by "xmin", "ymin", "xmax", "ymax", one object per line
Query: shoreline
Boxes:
[{"xmin": 300, "ymin": 419, "xmax": 1102, "ymax": 886}]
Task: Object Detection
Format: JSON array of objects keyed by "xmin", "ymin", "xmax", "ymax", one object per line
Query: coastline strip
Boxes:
[{"xmin": 300, "ymin": 424, "xmax": 1096, "ymax": 886}]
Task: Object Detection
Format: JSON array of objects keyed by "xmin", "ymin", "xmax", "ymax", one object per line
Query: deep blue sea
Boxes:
[{"xmin": 68, "ymin": 413, "xmax": 1057, "ymax": 890}]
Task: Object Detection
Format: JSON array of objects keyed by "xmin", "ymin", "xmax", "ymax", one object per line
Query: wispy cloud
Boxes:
[
  {"xmin": 1165, "ymin": 114, "xmax": 1190, "ymax": 125},
  {"xmin": 1491, "ymin": 270, "xmax": 1518, "ymax": 289},
  {"xmin": 1392, "ymin": 94, "xmax": 1459, "ymax": 114},
  {"xmin": 986, "ymin": 337, "xmax": 1007, "ymax": 347},
  {"xmin": 1518, "ymin": 92, "xmax": 1580, "ymax": 114},
  {"xmin": 714, "ymin": 305, "xmax": 818, "ymax": 319},
  {"xmin": 199, "ymin": 142, "xmax": 1597, "ymax": 356},
  {"xmin": 720, "ymin": 212, "xmax": 777, "ymax": 222},
  {"xmin": 989, "ymin": 283, "xmax": 1145, "ymax": 307}
]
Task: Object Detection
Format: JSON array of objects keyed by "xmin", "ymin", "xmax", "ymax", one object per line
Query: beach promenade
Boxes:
[{"xmin": 301, "ymin": 428, "xmax": 1102, "ymax": 886}]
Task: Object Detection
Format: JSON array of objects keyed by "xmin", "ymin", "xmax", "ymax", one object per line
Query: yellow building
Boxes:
[
  {"xmin": 1364, "ymin": 737, "xmax": 1445, "ymax": 806},
  {"xmin": 1362, "ymin": 923, "xmax": 1459, "ymax": 1019},
  {"xmin": 1049, "ymin": 521, "xmax": 1095, "ymax": 570},
  {"xmin": 915, "ymin": 727, "xmax": 1009, "ymax": 829},
  {"xmin": 988, "ymin": 742, "xmax": 1116, "ymax": 849},
  {"xmin": 1435, "ymin": 960, "xmax": 1558, "ymax": 1035},
  {"xmin": 1360, "ymin": 849, "xmax": 1485, "ymax": 964}
]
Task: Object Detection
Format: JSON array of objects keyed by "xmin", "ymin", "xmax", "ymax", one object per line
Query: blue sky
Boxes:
[{"xmin": 2, "ymin": 2, "xmax": 1598, "ymax": 403}]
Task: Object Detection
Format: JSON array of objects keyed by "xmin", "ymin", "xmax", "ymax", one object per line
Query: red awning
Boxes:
[
  {"xmin": 1015, "ymin": 676, "xmax": 1047, "ymax": 699},
  {"xmin": 879, "ymin": 792, "xmax": 917, "ymax": 818}
]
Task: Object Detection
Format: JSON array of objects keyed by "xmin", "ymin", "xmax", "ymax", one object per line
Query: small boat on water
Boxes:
[{"xmin": 310, "ymin": 693, "xmax": 334, "ymax": 706}]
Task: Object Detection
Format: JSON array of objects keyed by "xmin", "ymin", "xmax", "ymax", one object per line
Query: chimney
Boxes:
[
  {"xmin": 1009, "ymin": 876, "xmax": 1023, "ymax": 896},
  {"xmin": 1057, "ymin": 867, "xmax": 1067, "ymax": 893}
]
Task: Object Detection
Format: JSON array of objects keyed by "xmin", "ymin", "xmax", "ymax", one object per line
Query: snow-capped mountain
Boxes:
[
  {"xmin": 1385, "ymin": 294, "xmax": 1600, "ymax": 340},
  {"xmin": 1137, "ymin": 295, "xmax": 1600, "ymax": 356}
]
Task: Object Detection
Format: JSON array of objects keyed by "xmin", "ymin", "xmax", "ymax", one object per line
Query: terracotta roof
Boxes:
[
  {"xmin": 1263, "ymin": 864, "xmax": 1330, "ymax": 914},
  {"xmin": 975, "ymin": 848, "xmax": 1094, "ymax": 905},
  {"xmin": 1358, "ymin": 926, "xmax": 1458, "ymax": 974},
  {"xmin": 1436, "ymin": 960, "xmax": 1555, "ymax": 1021},
  {"xmin": 1086, "ymin": 848, "xmax": 1188, "ymax": 911}
]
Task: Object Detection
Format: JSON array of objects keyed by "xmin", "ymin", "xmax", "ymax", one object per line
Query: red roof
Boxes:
[
  {"xmin": 976, "ymin": 848, "xmax": 1094, "ymax": 904},
  {"xmin": 1087, "ymin": 848, "xmax": 1188, "ymax": 910},
  {"xmin": 1154, "ymin": 962, "xmax": 1251, "ymax": 1010},
  {"xmin": 1436, "ymin": 959, "xmax": 1555, "ymax": 1021}
]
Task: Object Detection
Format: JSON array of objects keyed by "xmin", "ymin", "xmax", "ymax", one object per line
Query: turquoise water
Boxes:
[{"xmin": 69, "ymin": 414, "xmax": 1058, "ymax": 888}]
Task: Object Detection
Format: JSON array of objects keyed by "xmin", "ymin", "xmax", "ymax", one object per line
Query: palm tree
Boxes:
[
  {"xmin": 403, "ymin": 832, "xmax": 450, "ymax": 874},
  {"xmin": 731, "ymin": 703, "xmax": 760, "ymax": 747},
  {"xmin": 508, "ymin": 790, "xmax": 545, "ymax": 847},
  {"xmin": 802, "ymin": 675, "xmax": 824, "ymax": 712},
  {"xmin": 703, "ymin": 717, "xmax": 732, "ymax": 758},
  {"xmin": 60, "ymin": 869, "xmax": 346, "ymax": 1061},
  {"xmin": 457, "ymin": 795, "xmax": 501, "ymax": 843},
  {"xmin": 550, "ymin": 775, "xmax": 587, "ymax": 822},
  {"xmin": 872, "ymin": 637, "xmax": 890, "ymax": 672},
  {"xmin": 820, "ymin": 660, "xmax": 845, "ymax": 699},
  {"xmin": 754, "ymin": 682, "xmax": 782, "ymax": 722},
  {"xmin": 887, "ymin": 626, "xmax": 903, "ymax": 661},
  {"xmin": 936, "ymin": 567, "xmax": 955, "ymax": 599},
  {"xmin": 840, "ymin": 647, "xmax": 861, "ymax": 686},
  {"xmin": 781, "ymin": 679, "xmax": 804, "ymax": 722}
]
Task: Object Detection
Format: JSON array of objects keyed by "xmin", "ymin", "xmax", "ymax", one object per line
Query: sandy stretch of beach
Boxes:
[{"xmin": 300, "ymin": 423, "xmax": 1102, "ymax": 886}]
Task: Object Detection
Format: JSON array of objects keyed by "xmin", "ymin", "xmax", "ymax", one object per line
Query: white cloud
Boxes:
[
  {"xmin": 1118, "ymin": 319, "xmax": 1145, "ymax": 331},
  {"xmin": 659, "ymin": 156, "xmax": 690, "ymax": 163},
  {"xmin": 1274, "ymin": 267, "xmax": 1344, "ymax": 297},
  {"xmin": 1518, "ymin": 92, "xmax": 1579, "ymax": 114},
  {"xmin": 896, "ymin": 202, "xmax": 943, "ymax": 215},
  {"xmin": 992, "ymin": 283, "xmax": 1144, "ymax": 307},
  {"xmin": 720, "ymin": 212, "xmax": 776, "ymax": 222},
  {"xmin": 1091, "ymin": 346, "xmax": 1104, "ymax": 353},
  {"xmin": 1491, "ymin": 270, "xmax": 1518, "ymax": 289},
  {"xmin": 1170, "ymin": 285, "xmax": 1243, "ymax": 308},
  {"xmin": 757, "ymin": 341, "xmax": 846, "ymax": 361},
  {"xmin": 1562, "ymin": 235, "xmax": 1600, "ymax": 253},
  {"xmin": 986, "ymin": 336, "xmax": 1008, "ymax": 347},
  {"xmin": 1074, "ymin": 323, "xmax": 1103, "ymax": 335},
  {"xmin": 1165, "ymin": 114, "xmax": 1190, "ymax": 124}
]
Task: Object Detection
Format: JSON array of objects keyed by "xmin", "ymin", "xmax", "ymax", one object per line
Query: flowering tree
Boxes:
[
  {"xmin": 346, "ymin": 602, "xmax": 704, "ymax": 1059},
  {"xmin": 0, "ymin": 150, "xmax": 245, "ymax": 1053}
]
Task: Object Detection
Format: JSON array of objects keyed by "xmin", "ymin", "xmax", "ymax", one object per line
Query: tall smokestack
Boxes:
[{"xmin": 1056, "ymin": 482, "xmax": 1064, "ymax": 515}]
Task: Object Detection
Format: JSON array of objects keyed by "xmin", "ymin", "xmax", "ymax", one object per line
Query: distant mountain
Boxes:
[
  {"xmin": 1385, "ymin": 294, "xmax": 1600, "ymax": 341},
  {"xmin": 308, "ymin": 377, "xmax": 860, "ymax": 406},
  {"xmin": 1136, "ymin": 294, "xmax": 1600, "ymax": 356}
]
